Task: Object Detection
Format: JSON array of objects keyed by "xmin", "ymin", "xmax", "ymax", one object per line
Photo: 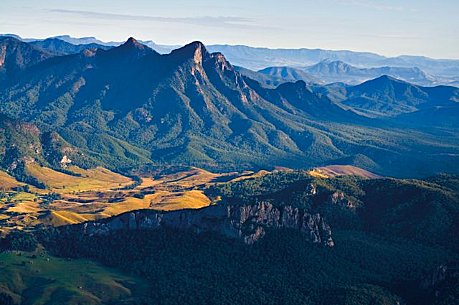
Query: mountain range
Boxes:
[
  {"xmin": 206, "ymin": 44, "xmax": 459, "ymax": 82},
  {"xmin": 235, "ymin": 60, "xmax": 447, "ymax": 88},
  {"xmin": 305, "ymin": 60, "xmax": 437, "ymax": 85},
  {"xmin": 0, "ymin": 35, "xmax": 458, "ymax": 181},
  {"xmin": 316, "ymin": 75, "xmax": 459, "ymax": 117},
  {"xmin": 3, "ymin": 34, "xmax": 459, "ymax": 87}
]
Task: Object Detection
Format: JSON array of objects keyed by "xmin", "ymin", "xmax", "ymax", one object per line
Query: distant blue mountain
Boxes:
[
  {"xmin": 235, "ymin": 66, "xmax": 321, "ymax": 88},
  {"xmin": 324, "ymin": 75, "xmax": 459, "ymax": 117},
  {"xmin": 237, "ymin": 61, "xmax": 441, "ymax": 87},
  {"xmin": 51, "ymin": 35, "xmax": 179, "ymax": 54},
  {"xmin": 30, "ymin": 38, "xmax": 112, "ymax": 55},
  {"xmin": 303, "ymin": 60, "xmax": 437, "ymax": 86},
  {"xmin": 207, "ymin": 45, "xmax": 459, "ymax": 79}
]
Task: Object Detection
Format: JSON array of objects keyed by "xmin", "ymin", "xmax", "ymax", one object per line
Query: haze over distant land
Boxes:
[{"xmin": 1, "ymin": 0, "xmax": 458, "ymax": 59}]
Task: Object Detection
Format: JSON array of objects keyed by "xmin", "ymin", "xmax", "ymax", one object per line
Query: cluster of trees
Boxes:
[
  {"xmin": 0, "ymin": 230, "xmax": 38, "ymax": 252},
  {"xmin": 41, "ymin": 192, "xmax": 62, "ymax": 205},
  {"xmin": 0, "ymin": 293, "xmax": 16, "ymax": 305}
]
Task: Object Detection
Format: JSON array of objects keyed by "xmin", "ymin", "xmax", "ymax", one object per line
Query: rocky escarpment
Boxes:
[{"xmin": 75, "ymin": 202, "xmax": 334, "ymax": 246}]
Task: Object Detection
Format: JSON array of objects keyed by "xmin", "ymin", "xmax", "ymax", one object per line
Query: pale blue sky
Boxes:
[{"xmin": 1, "ymin": 0, "xmax": 458, "ymax": 58}]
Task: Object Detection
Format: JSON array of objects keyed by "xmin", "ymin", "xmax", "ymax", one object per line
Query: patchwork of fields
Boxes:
[{"xmin": 0, "ymin": 164, "xmax": 290, "ymax": 233}]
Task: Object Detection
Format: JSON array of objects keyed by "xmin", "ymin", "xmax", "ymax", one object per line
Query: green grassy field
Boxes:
[{"xmin": 0, "ymin": 249, "xmax": 149, "ymax": 305}]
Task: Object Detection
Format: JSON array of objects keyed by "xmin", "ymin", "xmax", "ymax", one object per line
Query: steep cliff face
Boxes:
[{"xmin": 77, "ymin": 202, "xmax": 334, "ymax": 246}]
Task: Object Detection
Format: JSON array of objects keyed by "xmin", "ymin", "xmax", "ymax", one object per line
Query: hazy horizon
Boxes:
[
  {"xmin": 4, "ymin": 32, "xmax": 459, "ymax": 61},
  {"xmin": 1, "ymin": 0, "xmax": 458, "ymax": 60}
]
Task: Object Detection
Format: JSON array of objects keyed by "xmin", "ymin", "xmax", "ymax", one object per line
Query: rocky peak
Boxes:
[
  {"xmin": 124, "ymin": 37, "xmax": 143, "ymax": 48},
  {"xmin": 360, "ymin": 74, "xmax": 401, "ymax": 88},
  {"xmin": 171, "ymin": 41, "xmax": 209, "ymax": 65},
  {"xmin": 117, "ymin": 37, "xmax": 151, "ymax": 53},
  {"xmin": 105, "ymin": 37, "xmax": 155, "ymax": 60}
]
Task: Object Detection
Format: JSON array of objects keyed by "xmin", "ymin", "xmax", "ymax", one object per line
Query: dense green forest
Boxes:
[
  {"xmin": 36, "ymin": 228, "xmax": 455, "ymax": 305},
  {"xmin": 1, "ymin": 172, "xmax": 456, "ymax": 305}
]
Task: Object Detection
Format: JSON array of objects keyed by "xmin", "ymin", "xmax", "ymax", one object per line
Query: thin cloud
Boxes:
[
  {"xmin": 334, "ymin": 0, "xmax": 412, "ymax": 12},
  {"xmin": 359, "ymin": 33, "xmax": 420, "ymax": 40},
  {"xmin": 48, "ymin": 9, "xmax": 267, "ymax": 30}
]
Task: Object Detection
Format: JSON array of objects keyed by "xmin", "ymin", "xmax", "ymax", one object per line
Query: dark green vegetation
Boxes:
[
  {"xmin": 208, "ymin": 171, "xmax": 459, "ymax": 253},
  {"xmin": 36, "ymin": 228, "xmax": 446, "ymax": 305},
  {"xmin": 0, "ymin": 230, "xmax": 38, "ymax": 252},
  {"xmin": 0, "ymin": 36, "xmax": 458, "ymax": 178},
  {"xmin": 0, "ymin": 172, "xmax": 449, "ymax": 305}
]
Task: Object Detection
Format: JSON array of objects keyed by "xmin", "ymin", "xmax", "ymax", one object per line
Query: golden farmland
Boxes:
[{"xmin": 0, "ymin": 166, "xmax": 256, "ymax": 233}]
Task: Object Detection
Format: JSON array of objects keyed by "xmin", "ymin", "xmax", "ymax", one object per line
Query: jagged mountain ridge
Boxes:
[
  {"xmin": 0, "ymin": 37, "xmax": 358, "ymax": 169},
  {"xmin": 5, "ymin": 34, "xmax": 459, "ymax": 85},
  {"xmin": 0, "ymin": 36, "xmax": 458, "ymax": 177}
]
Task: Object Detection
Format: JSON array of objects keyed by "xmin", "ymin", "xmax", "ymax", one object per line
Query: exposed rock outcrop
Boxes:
[
  {"xmin": 328, "ymin": 191, "xmax": 356, "ymax": 208},
  {"xmin": 77, "ymin": 202, "xmax": 334, "ymax": 246}
]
